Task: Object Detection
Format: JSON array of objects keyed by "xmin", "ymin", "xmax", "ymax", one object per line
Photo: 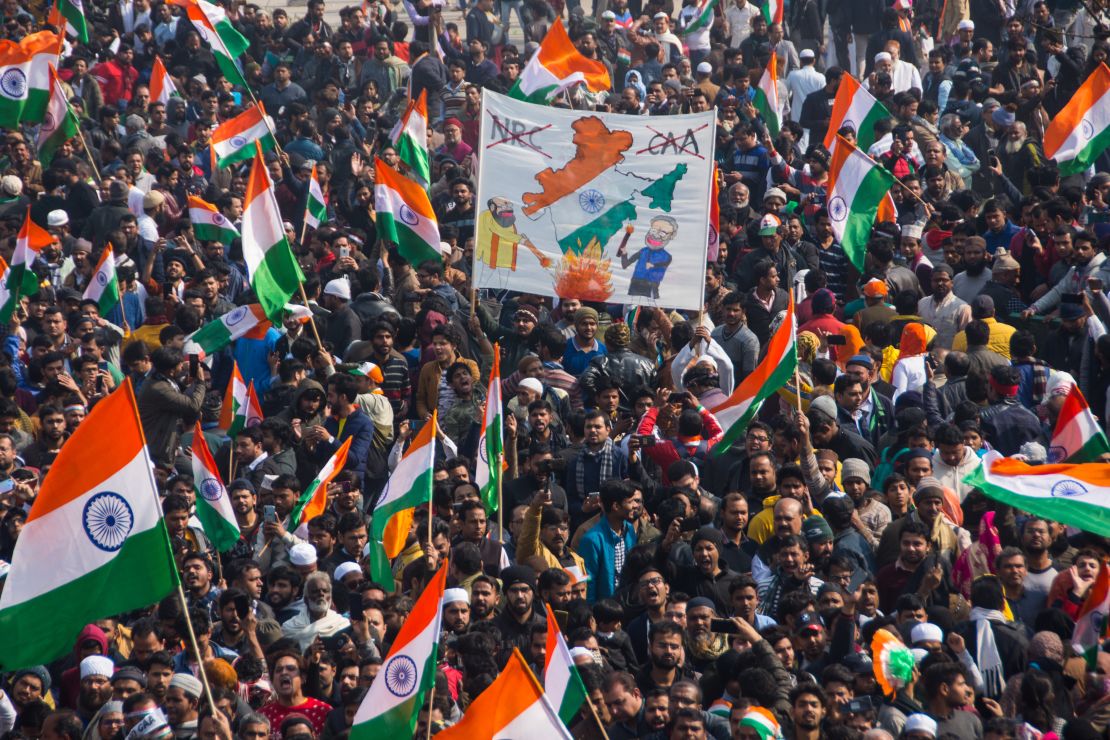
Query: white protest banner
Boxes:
[{"xmin": 473, "ymin": 90, "xmax": 715, "ymax": 310}]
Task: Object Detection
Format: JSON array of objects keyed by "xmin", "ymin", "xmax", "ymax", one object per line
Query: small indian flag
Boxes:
[
  {"xmin": 83, "ymin": 244, "xmax": 120, "ymax": 316},
  {"xmin": 0, "ymin": 31, "xmax": 62, "ymax": 129},
  {"xmin": 1074, "ymin": 561, "xmax": 1110, "ymax": 667},
  {"xmin": 189, "ymin": 195, "xmax": 239, "ymax": 244},
  {"xmin": 437, "ymin": 649, "xmax": 572, "ymax": 739},
  {"xmin": 190, "ymin": 421, "xmax": 240, "ymax": 552},
  {"xmin": 212, "ymin": 104, "xmax": 277, "ymax": 168},
  {"xmin": 390, "ymin": 90, "xmax": 430, "ymax": 187},
  {"xmin": 8, "ymin": 208, "xmax": 51, "ymax": 304},
  {"xmin": 761, "ymin": 0, "xmax": 782, "ymax": 24},
  {"xmin": 0, "ymin": 256, "xmax": 13, "ymax": 324},
  {"xmin": 680, "ymin": 0, "xmax": 718, "ymax": 35},
  {"xmin": 966, "ymin": 451, "xmax": 1110, "ymax": 539},
  {"xmin": 826, "ymin": 134, "xmax": 896, "ymax": 271},
  {"xmin": 350, "ymin": 564, "xmax": 446, "ymax": 740},
  {"xmin": 1050, "ymin": 384, "xmax": 1110, "ymax": 463},
  {"xmin": 475, "ymin": 346, "xmax": 503, "ymax": 514},
  {"xmin": 1045, "ymin": 62, "xmax": 1110, "ymax": 176},
  {"xmin": 36, "ymin": 64, "xmax": 79, "ymax": 168},
  {"xmin": 304, "ymin": 164, "xmax": 327, "ymax": 230},
  {"xmin": 509, "ymin": 18, "xmax": 610, "ymax": 104},
  {"xmin": 54, "ymin": 0, "xmax": 86, "ymax": 40},
  {"xmin": 289, "ymin": 436, "xmax": 352, "ymax": 532},
  {"xmin": 368, "ymin": 413, "xmax": 436, "ymax": 590},
  {"xmin": 711, "ymin": 294, "xmax": 797, "ymax": 454},
  {"xmin": 183, "ymin": 304, "xmax": 270, "ymax": 358},
  {"xmin": 753, "ymin": 53, "xmax": 782, "ymax": 137},
  {"xmin": 708, "ymin": 163, "xmax": 720, "ymax": 262},
  {"xmin": 823, "ymin": 74, "xmax": 891, "ymax": 153},
  {"xmin": 374, "ymin": 158, "xmax": 442, "ymax": 266},
  {"xmin": 740, "ymin": 707, "xmax": 781, "ymax": 740},
  {"xmin": 544, "ymin": 604, "xmax": 587, "ymax": 725},
  {"xmin": 149, "ymin": 55, "xmax": 179, "ymax": 105},
  {"xmin": 219, "ymin": 361, "xmax": 249, "ymax": 434},
  {"xmin": 186, "ymin": 0, "xmax": 249, "ymax": 88},
  {"xmin": 0, "ymin": 380, "xmax": 178, "ymax": 669},
  {"xmin": 242, "ymin": 145, "xmax": 305, "ymax": 320}
]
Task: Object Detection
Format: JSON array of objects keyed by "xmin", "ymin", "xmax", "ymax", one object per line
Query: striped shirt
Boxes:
[{"xmin": 817, "ymin": 239, "xmax": 852, "ymax": 297}]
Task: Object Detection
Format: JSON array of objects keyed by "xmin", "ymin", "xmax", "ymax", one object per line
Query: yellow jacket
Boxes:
[
  {"xmin": 517, "ymin": 499, "xmax": 586, "ymax": 574},
  {"xmin": 951, "ymin": 317, "xmax": 1016, "ymax": 359}
]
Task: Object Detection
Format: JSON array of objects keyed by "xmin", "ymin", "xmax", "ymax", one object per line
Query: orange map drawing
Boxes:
[{"xmin": 520, "ymin": 117, "xmax": 633, "ymax": 216}]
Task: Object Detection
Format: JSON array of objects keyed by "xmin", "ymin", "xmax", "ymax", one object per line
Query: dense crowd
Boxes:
[{"xmin": 1, "ymin": 0, "xmax": 1110, "ymax": 739}]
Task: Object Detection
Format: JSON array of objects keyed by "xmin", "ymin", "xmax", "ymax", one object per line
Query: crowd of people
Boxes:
[{"xmin": 1, "ymin": 0, "xmax": 1110, "ymax": 739}]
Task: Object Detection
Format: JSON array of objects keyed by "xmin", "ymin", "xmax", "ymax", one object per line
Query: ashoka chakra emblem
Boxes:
[
  {"xmin": 83, "ymin": 492, "xmax": 134, "ymax": 552},
  {"xmin": 1047, "ymin": 445, "xmax": 1068, "ymax": 464},
  {"xmin": 229, "ymin": 135, "xmax": 248, "ymax": 149},
  {"xmin": 579, "ymin": 189, "xmax": 605, "ymax": 214},
  {"xmin": 383, "ymin": 654, "xmax": 418, "ymax": 697},
  {"xmin": 828, "ymin": 195, "xmax": 848, "ymax": 222},
  {"xmin": 225, "ymin": 305, "xmax": 248, "ymax": 326},
  {"xmin": 842, "ymin": 118, "xmax": 856, "ymax": 134},
  {"xmin": 1081, "ymin": 119, "xmax": 1096, "ymax": 140},
  {"xmin": 212, "ymin": 212, "xmax": 226, "ymax": 225},
  {"xmin": 398, "ymin": 204, "xmax": 419, "ymax": 226},
  {"xmin": 200, "ymin": 478, "xmax": 222, "ymax": 502},
  {"xmin": 1051, "ymin": 479, "xmax": 1088, "ymax": 497},
  {"xmin": 96, "ymin": 271, "xmax": 108, "ymax": 286},
  {"xmin": 0, "ymin": 69, "xmax": 26, "ymax": 99},
  {"xmin": 41, "ymin": 111, "xmax": 55, "ymax": 133}
]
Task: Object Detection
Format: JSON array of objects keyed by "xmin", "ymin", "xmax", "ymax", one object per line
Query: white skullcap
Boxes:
[
  {"xmin": 910, "ymin": 622, "xmax": 944, "ymax": 644},
  {"xmin": 169, "ymin": 673, "xmax": 203, "ymax": 699},
  {"xmin": 799, "ymin": 48, "xmax": 815, "ymax": 59},
  {"xmin": 443, "ymin": 588, "xmax": 470, "ymax": 605},
  {"xmin": 958, "ymin": 19, "xmax": 974, "ymax": 30},
  {"xmin": 901, "ymin": 223, "xmax": 924, "ymax": 240},
  {"xmin": 874, "ymin": 52, "xmax": 892, "ymax": 63},
  {"xmin": 289, "ymin": 542, "xmax": 317, "ymax": 566},
  {"xmin": 80, "ymin": 655, "xmax": 114, "ymax": 680},
  {"xmin": 518, "ymin": 378, "xmax": 543, "ymax": 395},
  {"xmin": 568, "ymin": 647, "xmax": 595, "ymax": 661},
  {"xmin": 904, "ymin": 713, "xmax": 937, "ymax": 737},
  {"xmin": 323, "ymin": 277, "xmax": 351, "ymax": 301},
  {"xmin": 334, "ymin": 562, "xmax": 362, "ymax": 582},
  {"xmin": 653, "ymin": 11, "xmax": 668, "ymax": 19},
  {"xmin": 47, "ymin": 209, "xmax": 69, "ymax": 227}
]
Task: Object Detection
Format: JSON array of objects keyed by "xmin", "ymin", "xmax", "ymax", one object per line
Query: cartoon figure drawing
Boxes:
[
  {"xmin": 475, "ymin": 196, "xmax": 553, "ymax": 290},
  {"xmin": 618, "ymin": 216, "xmax": 677, "ymax": 300}
]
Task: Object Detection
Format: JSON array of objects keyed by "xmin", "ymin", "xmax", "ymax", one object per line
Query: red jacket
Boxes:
[
  {"xmin": 90, "ymin": 60, "xmax": 138, "ymax": 107},
  {"xmin": 636, "ymin": 406, "xmax": 723, "ymax": 482}
]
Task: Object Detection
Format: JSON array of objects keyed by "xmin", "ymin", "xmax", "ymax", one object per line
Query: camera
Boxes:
[{"xmin": 534, "ymin": 458, "xmax": 567, "ymax": 474}]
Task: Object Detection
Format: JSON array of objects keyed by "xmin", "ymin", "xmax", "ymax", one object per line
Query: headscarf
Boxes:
[
  {"xmin": 953, "ymin": 511, "xmax": 1002, "ymax": 598},
  {"xmin": 833, "ymin": 325, "xmax": 865, "ymax": 368},
  {"xmin": 899, "ymin": 322, "xmax": 929, "ymax": 358},
  {"xmin": 797, "ymin": 331, "xmax": 819, "ymax": 365}
]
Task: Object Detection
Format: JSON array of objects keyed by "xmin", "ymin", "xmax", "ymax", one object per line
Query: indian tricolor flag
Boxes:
[
  {"xmin": 708, "ymin": 163, "xmax": 720, "ymax": 262},
  {"xmin": 965, "ymin": 451, "xmax": 1110, "ymax": 538},
  {"xmin": 190, "ymin": 421, "xmax": 240, "ymax": 552},
  {"xmin": 1074, "ymin": 561, "xmax": 1110, "ymax": 667},
  {"xmin": 475, "ymin": 346, "xmax": 503, "ymax": 514},
  {"xmin": 49, "ymin": 0, "xmax": 87, "ymax": 43},
  {"xmin": 437, "ymin": 649, "xmax": 572, "ymax": 739},
  {"xmin": 84, "ymin": 244, "xmax": 120, "ymax": 315},
  {"xmin": 350, "ymin": 564, "xmax": 446, "ymax": 740},
  {"xmin": 761, "ymin": 0, "xmax": 782, "ymax": 24},
  {"xmin": 243, "ymin": 147, "xmax": 305, "ymax": 320},
  {"xmin": 184, "ymin": 304, "xmax": 270, "ymax": 358},
  {"xmin": 740, "ymin": 707, "xmax": 781, "ymax": 740},
  {"xmin": 304, "ymin": 164, "xmax": 327, "ymax": 230},
  {"xmin": 0, "ymin": 31, "xmax": 63, "ymax": 129},
  {"xmin": 711, "ymin": 294, "xmax": 797, "ymax": 454},
  {"xmin": 753, "ymin": 53, "xmax": 782, "ymax": 137},
  {"xmin": 37, "ymin": 64, "xmax": 79, "ymax": 168},
  {"xmin": 0, "ymin": 256, "xmax": 14, "ymax": 324},
  {"xmin": 1045, "ymin": 62, "xmax": 1110, "ymax": 176},
  {"xmin": 680, "ymin": 0, "xmax": 718, "ymax": 35},
  {"xmin": 0, "ymin": 380, "xmax": 178, "ymax": 669},
  {"xmin": 826, "ymin": 134, "xmax": 896, "ymax": 271},
  {"xmin": 823, "ymin": 73, "xmax": 890, "ymax": 153},
  {"xmin": 544, "ymin": 604, "xmax": 587, "ymax": 726},
  {"xmin": 289, "ymin": 436, "xmax": 352, "ymax": 532},
  {"xmin": 186, "ymin": 0, "xmax": 249, "ymax": 88},
  {"xmin": 212, "ymin": 104, "xmax": 276, "ymax": 168},
  {"xmin": 189, "ymin": 195, "xmax": 239, "ymax": 244},
  {"xmin": 1051, "ymin": 384, "xmax": 1110, "ymax": 463},
  {"xmin": 8, "ymin": 209, "xmax": 51, "ymax": 303},
  {"xmin": 390, "ymin": 90, "xmax": 430, "ymax": 187},
  {"xmin": 375, "ymin": 158, "xmax": 441, "ymax": 266},
  {"xmin": 149, "ymin": 55, "xmax": 178, "ymax": 105},
  {"xmin": 368, "ymin": 413, "xmax": 436, "ymax": 590},
  {"xmin": 219, "ymin": 361, "xmax": 249, "ymax": 434},
  {"xmin": 509, "ymin": 18, "xmax": 610, "ymax": 104}
]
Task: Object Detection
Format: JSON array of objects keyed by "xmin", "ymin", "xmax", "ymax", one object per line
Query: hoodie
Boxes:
[
  {"xmin": 57, "ymin": 624, "xmax": 109, "ymax": 710},
  {"xmin": 276, "ymin": 379, "xmax": 328, "ymax": 490},
  {"xmin": 933, "ymin": 446, "xmax": 981, "ymax": 503}
]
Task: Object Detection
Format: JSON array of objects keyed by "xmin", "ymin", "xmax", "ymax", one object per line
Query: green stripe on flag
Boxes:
[
  {"xmin": 0, "ymin": 524, "xmax": 178, "ymax": 670},
  {"xmin": 480, "ymin": 415, "xmax": 502, "ymax": 513},
  {"xmin": 396, "ymin": 134, "xmax": 431, "ymax": 187},
  {"xmin": 714, "ymin": 346, "xmax": 797, "ymax": 455},
  {"xmin": 964, "ymin": 465, "xmax": 1110, "ymax": 538},
  {"xmin": 194, "ymin": 223, "xmax": 239, "ymax": 244},
  {"xmin": 95, "ymin": 278, "xmax": 120, "ymax": 316},
  {"xmin": 368, "ymin": 467, "xmax": 435, "ymax": 591},
  {"xmin": 558, "ymin": 200, "xmax": 637, "ymax": 255},
  {"xmin": 856, "ymin": 102, "xmax": 891, "ymax": 153},
  {"xmin": 377, "ymin": 212, "xmax": 442, "ymax": 266},
  {"xmin": 840, "ymin": 165, "xmax": 895, "ymax": 272},
  {"xmin": 217, "ymin": 133, "xmax": 275, "ymax": 169},
  {"xmin": 1068, "ymin": 432, "xmax": 1110, "ymax": 463},
  {"xmin": 508, "ymin": 79, "xmax": 559, "ymax": 105},
  {"xmin": 194, "ymin": 498, "xmax": 240, "ymax": 552},
  {"xmin": 557, "ymin": 664, "xmax": 588, "ymax": 725},
  {"xmin": 752, "ymin": 88, "xmax": 779, "ymax": 137},
  {"xmin": 681, "ymin": 0, "xmax": 718, "ymax": 34},
  {"xmin": 252, "ymin": 240, "xmax": 304, "ymax": 321},
  {"xmin": 350, "ymin": 647, "xmax": 437, "ymax": 740},
  {"xmin": 1057, "ymin": 124, "xmax": 1110, "ymax": 176}
]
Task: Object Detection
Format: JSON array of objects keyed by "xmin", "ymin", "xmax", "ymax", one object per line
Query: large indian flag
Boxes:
[
  {"xmin": 1045, "ymin": 62, "xmax": 1110, "ymax": 176},
  {"xmin": 823, "ymin": 74, "xmax": 890, "ymax": 153},
  {"xmin": 965, "ymin": 451, "xmax": 1110, "ymax": 538},
  {"xmin": 84, "ymin": 244, "xmax": 120, "ymax": 315},
  {"xmin": 0, "ymin": 380, "xmax": 178, "ymax": 670},
  {"xmin": 753, "ymin": 53, "xmax": 782, "ymax": 137},
  {"xmin": 437, "ymin": 649, "xmax": 572, "ymax": 739},
  {"xmin": 186, "ymin": 0, "xmax": 249, "ymax": 88},
  {"xmin": 509, "ymin": 18, "xmax": 610, "ymax": 104},
  {"xmin": 711, "ymin": 295, "xmax": 797, "ymax": 454},
  {"xmin": 374, "ymin": 158, "xmax": 441, "ymax": 266},
  {"xmin": 826, "ymin": 134, "xmax": 896, "ymax": 271},
  {"xmin": 242, "ymin": 148, "xmax": 305, "ymax": 320},
  {"xmin": 188, "ymin": 195, "xmax": 239, "ymax": 244},
  {"xmin": 1050, "ymin": 384, "xmax": 1110, "ymax": 463},
  {"xmin": 289, "ymin": 437, "xmax": 352, "ymax": 532},
  {"xmin": 212, "ymin": 105, "xmax": 276, "ymax": 168},
  {"xmin": 1074, "ymin": 561, "xmax": 1110, "ymax": 667},
  {"xmin": 544, "ymin": 604, "xmax": 587, "ymax": 725},
  {"xmin": 350, "ymin": 564, "xmax": 446, "ymax": 739},
  {"xmin": 190, "ymin": 421, "xmax": 240, "ymax": 552},
  {"xmin": 37, "ymin": 64, "xmax": 78, "ymax": 168},
  {"xmin": 475, "ymin": 346, "xmax": 503, "ymax": 514},
  {"xmin": 184, "ymin": 303, "xmax": 270, "ymax": 358},
  {"xmin": 0, "ymin": 32, "xmax": 60, "ymax": 129},
  {"xmin": 390, "ymin": 90, "xmax": 430, "ymax": 187},
  {"xmin": 7, "ymin": 209, "xmax": 51, "ymax": 307},
  {"xmin": 367, "ymin": 414, "xmax": 436, "ymax": 590}
]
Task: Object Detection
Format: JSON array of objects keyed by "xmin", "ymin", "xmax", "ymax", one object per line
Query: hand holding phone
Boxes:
[{"xmin": 264, "ymin": 505, "xmax": 277, "ymax": 523}]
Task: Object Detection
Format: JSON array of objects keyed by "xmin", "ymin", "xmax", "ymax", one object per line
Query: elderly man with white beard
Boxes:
[{"xmin": 280, "ymin": 572, "xmax": 351, "ymax": 651}]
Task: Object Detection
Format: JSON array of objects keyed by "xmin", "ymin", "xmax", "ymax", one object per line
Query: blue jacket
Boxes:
[
  {"xmin": 317, "ymin": 408, "xmax": 377, "ymax": 477},
  {"xmin": 234, "ymin": 328, "xmax": 281, "ymax": 394},
  {"xmin": 578, "ymin": 517, "xmax": 636, "ymax": 602}
]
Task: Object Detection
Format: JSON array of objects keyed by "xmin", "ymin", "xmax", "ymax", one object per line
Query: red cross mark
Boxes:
[
  {"xmin": 487, "ymin": 115, "xmax": 553, "ymax": 158},
  {"xmin": 636, "ymin": 123, "xmax": 709, "ymax": 159}
]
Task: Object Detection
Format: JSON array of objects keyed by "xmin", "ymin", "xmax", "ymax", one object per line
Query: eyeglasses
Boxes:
[{"xmin": 638, "ymin": 577, "xmax": 664, "ymax": 588}]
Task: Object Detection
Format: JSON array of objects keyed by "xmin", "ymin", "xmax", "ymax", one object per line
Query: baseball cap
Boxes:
[
  {"xmin": 797, "ymin": 612, "xmax": 824, "ymax": 633},
  {"xmin": 758, "ymin": 214, "xmax": 781, "ymax": 236}
]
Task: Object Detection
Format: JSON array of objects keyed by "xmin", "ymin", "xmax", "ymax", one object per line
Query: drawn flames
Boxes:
[{"xmin": 553, "ymin": 236, "xmax": 614, "ymax": 302}]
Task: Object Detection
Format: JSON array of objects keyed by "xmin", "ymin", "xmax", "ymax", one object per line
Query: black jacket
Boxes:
[{"xmin": 979, "ymin": 398, "xmax": 1043, "ymax": 456}]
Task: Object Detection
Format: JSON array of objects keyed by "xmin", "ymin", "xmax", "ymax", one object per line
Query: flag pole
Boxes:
[
  {"xmin": 73, "ymin": 125, "xmax": 103, "ymax": 184},
  {"xmin": 297, "ymin": 284, "xmax": 325, "ymax": 348},
  {"xmin": 176, "ymin": 583, "xmax": 220, "ymax": 715},
  {"xmin": 583, "ymin": 693, "xmax": 611, "ymax": 740},
  {"xmin": 496, "ymin": 450, "xmax": 503, "ymax": 542},
  {"xmin": 425, "ymin": 681, "xmax": 436, "ymax": 739},
  {"xmin": 791, "ymin": 299, "xmax": 803, "ymax": 416}
]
